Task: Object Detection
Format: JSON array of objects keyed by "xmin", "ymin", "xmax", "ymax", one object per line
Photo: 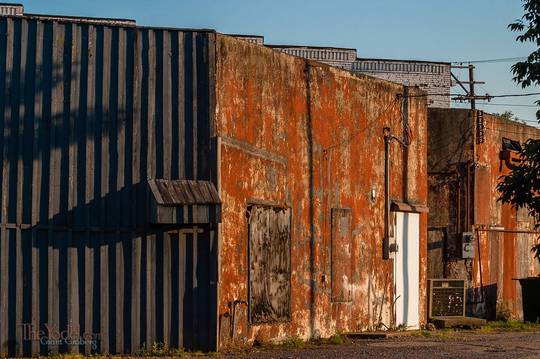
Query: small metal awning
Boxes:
[
  {"xmin": 149, "ymin": 179, "xmax": 221, "ymax": 224},
  {"xmin": 391, "ymin": 200, "xmax": 429, "ymax": 213}
]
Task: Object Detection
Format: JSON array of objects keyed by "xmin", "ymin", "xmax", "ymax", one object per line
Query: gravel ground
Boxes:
[{"xmin": 214, "ymin": 331, "xmax": 540, "ymax": 359}]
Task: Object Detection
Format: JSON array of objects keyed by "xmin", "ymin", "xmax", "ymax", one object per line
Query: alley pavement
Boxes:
[{"xmin": 215, "ymin": 331, "xmax": 540, "ymax": 359}]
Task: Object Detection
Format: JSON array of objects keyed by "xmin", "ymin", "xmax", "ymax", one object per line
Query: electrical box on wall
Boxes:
[{"xmin": 462, "ymin": 232, "xmax": 475, "ymax": 259}]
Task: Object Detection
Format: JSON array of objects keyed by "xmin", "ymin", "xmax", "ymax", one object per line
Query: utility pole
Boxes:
[
  {"xmin": 468, "ymin": 64, "xmax": 475, "ymax": 110},
  {"xmin": 450, "ymin": 64, "xmax": 489, "ymax": 107}
]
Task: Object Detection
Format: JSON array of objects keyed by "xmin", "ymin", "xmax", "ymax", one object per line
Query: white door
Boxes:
[{"xmin": 393, "ymin": 212, "xmax": 420, "ymax": 329}]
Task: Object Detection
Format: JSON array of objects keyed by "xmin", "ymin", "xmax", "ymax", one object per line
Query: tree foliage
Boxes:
[
  {"xmin": 498, "ymin": 0, "xmax": 540, "ymax": 263},
  {"xmin": 497, "ymin": 139, "xmax": 540, "ymax": 262}
]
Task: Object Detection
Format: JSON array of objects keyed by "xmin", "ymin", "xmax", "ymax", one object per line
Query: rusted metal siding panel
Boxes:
[
  {"xmin": 427, "ymin": 108, "xmax": 540, "ymax": 319},
  {"xmin": 216, "ymin": 34, "xmax": 428, "ymax": 344},
  {"xmin": 0, "ymin": 16, "xmax": 218, "ymax": 356}
]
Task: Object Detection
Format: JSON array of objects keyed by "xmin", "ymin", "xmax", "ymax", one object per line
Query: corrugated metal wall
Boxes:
[{"xmin": 0, "ymin": 16, "xmax": 218, "ymax": 356}]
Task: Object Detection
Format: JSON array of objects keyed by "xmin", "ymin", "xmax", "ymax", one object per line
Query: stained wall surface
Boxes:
[
  {"xmin": 215, "ymin": 34, "xmax": 429, "ymax": 344},
  {"xmin": 428, "ymin": 108, "xmax": 540, "ymax": 319}
]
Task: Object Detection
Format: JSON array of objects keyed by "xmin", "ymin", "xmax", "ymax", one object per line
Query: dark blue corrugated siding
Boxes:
[{"xmin": 0, "ymin": 16, "xmax": 218, "ymax": 356}]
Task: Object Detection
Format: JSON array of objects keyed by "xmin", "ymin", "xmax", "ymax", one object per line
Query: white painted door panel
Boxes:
[{"xmin": 394, "ymin": 212, "xmax": 420, "ymax": 329}]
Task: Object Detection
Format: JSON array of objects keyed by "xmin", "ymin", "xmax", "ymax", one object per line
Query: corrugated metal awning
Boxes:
[{"xmin": 148, "ymin": 179, "xmax": 221, "ymax": 224}]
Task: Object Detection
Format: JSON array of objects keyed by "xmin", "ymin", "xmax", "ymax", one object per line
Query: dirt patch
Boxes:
[{"xmin": 217, "ymin": 331, "xmax": 540, "ymax": 359}]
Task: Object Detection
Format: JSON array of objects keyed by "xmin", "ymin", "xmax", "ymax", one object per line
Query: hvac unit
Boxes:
[{"xmin": 428, "ymin": 279, "xmax": 466, "ymax": 318}]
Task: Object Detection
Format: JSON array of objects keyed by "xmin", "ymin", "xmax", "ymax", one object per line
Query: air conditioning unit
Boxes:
[{"xmin": 428, "ymin": 279, "xmax": 466, "ymax": 318}]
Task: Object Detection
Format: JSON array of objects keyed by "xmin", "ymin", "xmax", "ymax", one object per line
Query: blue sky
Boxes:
[{"xmin": 7, "ymin": 0, "xmax": 540, "ymax": 124}]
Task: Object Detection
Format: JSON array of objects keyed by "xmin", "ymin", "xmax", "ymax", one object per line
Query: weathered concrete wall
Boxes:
[
  {"xmin": 474, "ymin": 113, "xmax": 540, "ymax": 319},
  {"xmin": 215, "ymin": 34, "xmax": 428, "ymax": 345},
  {"xmin": 427, "ymin": 108, "xmax": 540, "ymax": 319}
]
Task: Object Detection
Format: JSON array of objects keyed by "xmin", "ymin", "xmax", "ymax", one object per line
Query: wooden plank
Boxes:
[
  {"xmin": 67, "ymin": 229, "xmax": 79, "ymax": 353},
  {"xmin": 207, "ymin": 33, "xmax": 216, "ymax": 139},
  {"xmin": 68, "ymin": 23, "xmax": 80, "ymax": 226},
  {"xmin": 176, "ymin": 32, "xmax": 185, "ymax": 180},
  {"xmin": 49, "ymin": 230, "xmax": 59, "ymax": 354},
  {"xmin": 2, "ymin": 18, "xmax": 13, "ymax": 232},
  {"xmin": 147, "ymin": 30, "xmax": 156, "ymax": 179},
  {"xmin": 30, "ymin": 229, "xmax": 39, "ymax": 354},
  {"xmin": 0, "ymin": 225, "xmax": 7, "ymax": 355},
  {"xmin": 106, "ymin": 27, "xmax": 119, "ymax": 230},
  {"xmin": 85, "ymin": 25, "xmax": 96, "ymax": 228},
  {"xmin": 163, "ymin": 232, "xmax": 171, "ymax": 345},
  {"xmin": 100, "ymin": 27, "xmax": 111, "ymax": 228},
  {"xmin": 191, "ymin": 33, "xmax": 198, "ymax": 179},
  {"xmin": 154, "ymin": 30, "xmax": 164, "ymax": 179},
  {"xmin": 131, "ymin": 234, "xmax": 141, "ymax": 353},
  {"xmin": 16, "ymin": 18, "xmax": 27, "ymax": 228},
  {"xmin": 49, "ymin": 22, "xmax": 63, "ymax": 227},
  {"xmin": 178, "ymin": 230, "xmax": 185, "ymax": 347},
  {"xmin": 15, "ymin": 227, "xmax": 23, "ymax": 356},
  {"xmin": 117, "ymin": 28, "xmax": 126, "ymax": 227},
  {"xmin": 31, "ymin": 22, "xmax": 43, "ymax": 227},
  {"xmin": 74, "ymin": 24, "xmax": 87, "ymax": 227},
  {"xmin": 248, "ymin": 207, "xmax": 292, "ymax": 323},
  {"xmin": 115, "ymin": 237, "xmax": 124, "ymax": 352},
  {"xmin": 163, "ymin": 32, "xmax": 172, "ymax": 180},
  {"xmin": 83, "ymin": 231, "xmax": 93, "ymax": 356},
  {"xmin": 131, "ymin": 30, "xmax": 141, "ymax": 226},
  {"xmin": 14, "ymin": 20, "xmax": 27, "ymax": 357},
  {"xmin": 148, "ymin": 234, "xmax": 156, "ymax": 345},
  {"xmin": 99, "ymin": 233, "xmax": 109, "ymax": 353},
  {"xmin": 0, "ymin": 21, "xmax": 7, "ymax": 354}
]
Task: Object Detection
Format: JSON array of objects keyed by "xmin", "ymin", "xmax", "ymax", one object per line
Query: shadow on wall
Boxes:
[
  {"xmin": 0, "ymin": 19, "xmax": 217, "ymax": 356},
  {"xmin": 467, "ymin": 284, "xmax": 498, "ymax": 320},
  {"xmin": 1, "ymin": 185, "xmax": 218, "ymax": 356}
]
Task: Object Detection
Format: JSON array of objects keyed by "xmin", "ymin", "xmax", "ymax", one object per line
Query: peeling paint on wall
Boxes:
[
  {"xmin": 216, "ymin": 34, "xmax": 428, "ymax": 346},
  {"xmin": 428, "ymin": 108, "xmax": 540, "ymax": 319}
]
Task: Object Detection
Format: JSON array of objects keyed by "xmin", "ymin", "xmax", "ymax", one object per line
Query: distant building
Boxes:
[
  {"xmin": 0, "ymin": 2, "xmax": 135, "ymax": 25},
  {"xmin": 234, "ymin": 35, "xmax": 452, "ymax": 108}
]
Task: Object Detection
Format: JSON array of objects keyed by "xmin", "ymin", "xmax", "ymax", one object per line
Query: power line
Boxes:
[
  {"xmin": 401, "ymin": 91, "xmax": 540, "ymax": 99},
  {"xmin": 486, "ymin": 126, "xmax": 540, "ymax": 134},
  {"xmin": 452, "ymin": 56, "xmax": 528, "ymax": 64},
  {"xmin": 453, "ymin": 102, "xmax": 538, "ymax": 108},
  {"xmin": 493, "ymin": 92, "xmax": 540, "ymax": 98}
]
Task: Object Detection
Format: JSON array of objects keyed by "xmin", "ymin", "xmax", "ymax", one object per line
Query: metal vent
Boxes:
[{"xmin": 428, "ymin": 279, "xmax": 466, "ymax": 317}]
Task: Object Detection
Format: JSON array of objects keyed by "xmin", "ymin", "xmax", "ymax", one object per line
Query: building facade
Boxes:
[
  {"xmin": 428, "ymin": 108, "xmax": 540, "ymax": 320},
  {"xmin": 0, "ymin": 8, "xmax": 429, "ymax": 357},
  {"xmin": 216, "ymin": 36, "xmax": 429, "ymax": 347}
]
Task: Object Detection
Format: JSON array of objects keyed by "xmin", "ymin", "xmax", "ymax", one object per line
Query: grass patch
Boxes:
[
  {"xmin": 280, "ymin": 336, "xmax": 307, "ymax": 349},
  {"xmin": 329, "ymin": 334, "xmax": 345, "ymax": 345},
  {"xmin": 134, "ymin": 341, "xmax": 219, "ymax": 357},
  {"xmin": 479, "ymin": 320, "xmax": 540, "ymax": 332},
  {"xmin": 412, "ymin": 330, "xmax": 433, "ymax": 338},
  {"xmin": 136, "ymin": 342, "xmax": 183, "ymax": 356}
]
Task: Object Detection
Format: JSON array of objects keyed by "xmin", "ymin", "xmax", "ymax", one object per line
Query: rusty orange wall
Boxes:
[
  {"xmin": 427, "ymin": 108, "xmax": 540, "ymax": 319},
  {"xmin": 215, "ymin": 34, "xmax": 428, "ymax": 343},
  {"xmin": 474, "ymin": 113, "xmax": 540, "ymax": 318}
]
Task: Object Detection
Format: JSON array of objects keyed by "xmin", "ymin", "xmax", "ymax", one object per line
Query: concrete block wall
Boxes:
[
  {"xmin": 353, "ymin": 60, "xmax": 451, "ymax": 108},
  {"xmin": 267, "ymin": 46, "xmax": 357, "ymax": 71}
]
